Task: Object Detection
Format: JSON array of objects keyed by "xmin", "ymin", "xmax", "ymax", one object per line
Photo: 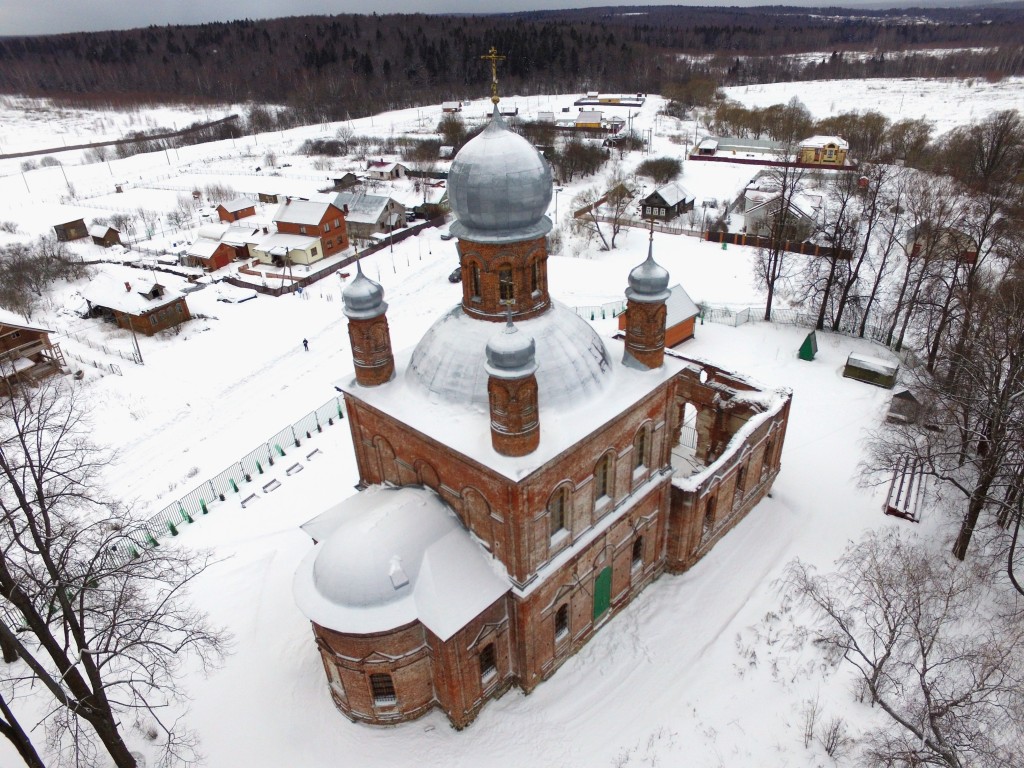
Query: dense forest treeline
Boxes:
[{"xmin": 0, "ymin": 6, "xmax": 1023, "ymax": 121}]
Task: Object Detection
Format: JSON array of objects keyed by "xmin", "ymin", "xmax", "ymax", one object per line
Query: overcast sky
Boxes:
[{"xmin": 0, "ymin": 1, "xmax": 951, "ymax": 38}]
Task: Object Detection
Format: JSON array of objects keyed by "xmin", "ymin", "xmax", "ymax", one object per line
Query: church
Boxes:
[{"xmin": 293, "ymin": 87, "xmax": 792, "ymax": 729}]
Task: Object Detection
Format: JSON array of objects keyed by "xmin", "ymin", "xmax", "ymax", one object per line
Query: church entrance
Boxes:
[{"xmin": 593, "ymin": 566, "xmax": 612, "ymax": 620}]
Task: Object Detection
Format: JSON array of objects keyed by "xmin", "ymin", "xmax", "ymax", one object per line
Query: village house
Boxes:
[
  {"xmin": 217, "ymin": 197, "xmax": 258, "ymax": 222},
  {"xmin": 53, "ymin": 217, "xmax": 88, "ymax": 242},
  {"xmin": 88, "ymin": 224, "xmax": 121, "ymax": 247},
  {"xmin": 574, "ymin": 110, "xmax": 603, "ymax": 130},
  {"xmin": 366, "ymin": 160, "xmax": 408, "ymax": 181},
  {"xmin": 83, "ymin": 275, "xmax": 191, "ymax": 336},
  {"xmin": 908, "ymin": 224, "xmax": 978, "ymax": 266},
  {"xmin": 272, "ymin": 197, "xmax": 348, "ymax": 259},
  {"xmin": 640, "ymin": 182, "xmax": 695, "ymax": 221},
  {"xmin": 332, "ymin": 192, "xmax": 406, "ymax": 242},
  {"xmin": 797, "ymin": 135, "xmax": 850, "ymax": 167},
  {"xmin": 0, "ymin": 309, "xmax": 66, "ymax": 394},
  {"xmin": 442, "ymin": 101, "xmax": 462, "ymax": 113},
  {"xmin": 293, "ymin": 102, "xmax": 791, "ymax": 731}
]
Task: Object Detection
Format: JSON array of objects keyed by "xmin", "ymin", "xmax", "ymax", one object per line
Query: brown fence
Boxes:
[
  {"xmin": 704, "ymin": 231, "xmax": 852, "ymax": 260},
  {"xmin": 688, "ymin": 153, "xmax": 858, "ymax": 172}
]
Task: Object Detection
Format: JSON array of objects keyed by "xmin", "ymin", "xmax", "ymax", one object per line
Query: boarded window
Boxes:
[{"xmin": 370, "ymin": 673, "xmax": 396, "ymax": 706}]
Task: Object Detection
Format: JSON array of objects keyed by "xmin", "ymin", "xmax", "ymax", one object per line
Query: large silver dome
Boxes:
[
  {"xmin": 448, "ymin": 107, "xmax": 554, "ymax": 243},
  {"xmin": 407, "ymin": 302, "xmax": 610, "ymax": 408}
]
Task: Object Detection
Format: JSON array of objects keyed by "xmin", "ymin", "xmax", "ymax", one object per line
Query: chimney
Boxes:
[
  {"xmin": 343, "ymin": 204, "xmax": 349, "ymax": 215},
  {"xmin": 124, "ymin": 281, "xmax": 131, "ymax": 292}
]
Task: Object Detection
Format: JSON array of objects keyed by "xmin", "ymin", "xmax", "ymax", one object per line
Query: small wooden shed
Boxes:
[
  {"xmin": 843, "ymin": 353, "xmax": 898, "ymax": 389},
  {"xmin": 887, "ymin": 389, "xmax": 922, "ymax": 424},
  {"xmin": 89, "ymin": 224, "xmax": 122, "ymax": 247},
  {"xmin": 53, "ymin": 218, "xmax": 88, "ymax": 242}
]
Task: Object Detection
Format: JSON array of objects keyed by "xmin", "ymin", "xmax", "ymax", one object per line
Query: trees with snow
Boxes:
[
  {"xmin": 786, "ymin": 529, "xmax": 1024, "ymax": 768},
  {"xmin": 0, "ymin": 237, "xmax": 86, "ymax": 320},
  {"xmin": 0, "ymin": 378, "xmax": 227, "ymax": 767}
]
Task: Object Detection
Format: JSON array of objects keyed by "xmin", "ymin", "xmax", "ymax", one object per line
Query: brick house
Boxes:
[
  {"xmin": 293, "ymin": 107, "xmax": 790, "ymax": 730},
  {"xmin": 83, "ymin": 275, "xmax": 191, "ymax": 336},
  {"xmin": 272, "ymin": 198, "xmax": 348, "ymax": 259},
  {"xmin": 0, "ymin": 310, "xmax": 66, "ymax": 394}
]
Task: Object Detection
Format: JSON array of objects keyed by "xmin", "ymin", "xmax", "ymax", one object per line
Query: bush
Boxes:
[{"xmin": 636, "ymin": 157, "xmax": 683, "ymax": 185}]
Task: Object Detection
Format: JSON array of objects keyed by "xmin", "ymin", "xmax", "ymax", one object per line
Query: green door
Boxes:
[{"xmin": 593, "ymin": 566, "xmax": 612, "ymax": 620}]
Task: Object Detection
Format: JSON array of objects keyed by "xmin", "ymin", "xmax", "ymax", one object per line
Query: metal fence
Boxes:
[{"xmin": 141, "ymin": 395, "xmax": 346, "ymax": 539}]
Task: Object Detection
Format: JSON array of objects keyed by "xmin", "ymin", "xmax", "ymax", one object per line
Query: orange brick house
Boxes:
[{"xmin": 272, "ymin": 198, "xmax": 349, "ymax": 258}]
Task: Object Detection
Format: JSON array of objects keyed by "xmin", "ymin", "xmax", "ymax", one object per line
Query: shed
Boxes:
[
  {"xmin": 843, "ymin": 353, "xmax": 898, "ymax": 389},
  {"xmin": 575, "ymin": 111, "xmax": 603, "ymax": 129},
  {"xmin": 88, "ymin": 224, "xmax": 121, "ymax": 247},
  {"xmin": 217, "ymin": 197, "xmax": 257, "ymax": 222},
  {"xmin": 53, "ymin": 218, "xmax": 88, "ymax": 242},
  {"xmin": 887, "ymin": 389, "xmax": 922, "ymax": 424}
]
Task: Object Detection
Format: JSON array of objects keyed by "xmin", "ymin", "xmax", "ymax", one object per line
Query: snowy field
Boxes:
[
  {"xmin": 722, "ymin": 76, "xmax": 1024, "ymax": 135},
  {"xmin": 0, "ymin": 76, "xmax": 1015, "ymax": 767}
]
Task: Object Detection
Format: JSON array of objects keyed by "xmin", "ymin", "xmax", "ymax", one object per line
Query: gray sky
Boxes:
[{"xmin": 0, "ymin": 1, "xmax": 941, "ymax": 38}]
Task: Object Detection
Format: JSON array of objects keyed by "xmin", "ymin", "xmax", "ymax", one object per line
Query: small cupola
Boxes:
[
  {"xmin": 343, "ymin": 262, "xmax": 395, "ymax": 386},
  {"xmin": 484, "ymin": 316, "xmax": 540, "ymax": 457},
  {"xmin": 623, "ymin": 233, "xmax": 671, "ymax": 370}
]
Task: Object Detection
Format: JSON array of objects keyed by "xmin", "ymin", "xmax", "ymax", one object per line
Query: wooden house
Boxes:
[
  {"xmin": 88, "ymin": 224, "xmax": 121, "ymax": 247},
  {"xmin": 0, "ymin": 310, "xmax": 66, "ymax": 393},
  {"xmin": 272, "ymin": 198, "xmax": 348, "ymax": 259},
  {"xmin": 617, "ymin": 283, "xmax": 698, "ymax": 347},
  {"xmin": 331, "ymin": 173, "xmax": 361, "ymax": 190},
  {"xmin": 53, "ymin": 218, "xmax": 88, "ymax": 242},
  {"xmin": 574, "ymin": 111, "xmax": 603, "ymax": 130},
  {"xmin": 640, "ymin": 182, "xmax": 695, "ymax": 221},
  {"xmin": 217, "ymin": 197, "xmax": 257, "ymax": 222},
  {"xmin": 797, "ymin": 136, "xmax": 849, "ymax": 167},
  {"xmin": 83, "ymin": 276, "xmax": 191, "ymax": 336},
  {"xmin": 333, "ymin": 192, "xmax": 406, "ymax": 242}
]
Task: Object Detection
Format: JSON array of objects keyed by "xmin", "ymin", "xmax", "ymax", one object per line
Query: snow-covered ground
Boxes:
[{"xmin": 0, "ymin": 78, "xmax": 1009, "ymax": 766}]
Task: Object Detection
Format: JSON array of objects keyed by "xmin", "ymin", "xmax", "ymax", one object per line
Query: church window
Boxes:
[
  {"xmin": 531, "ymin": 260, "xmax": 539, "ymax": 294},
  {"xmin": 632, "ymin": 536, "xmax": 644, "ymax": 569},
  {"xmin": 499, "ymin": 267, "xmax": 515, "ymax": 302},
  {"xmin": 595, "ymin": 455, "xmax": 612, "ymax": 501},
  {"xmin": 633, "ymin": 428, "xmax": 648, "ymax": 470},
  {"xmin": 471, "ymin": 264, "xmax": 481, "ymax": 299},
  {"xmin": 370, "ymin": 673, "xmax": 396, "ymax": 706},
  {"xmin": 555, "ymin": 604, "xmax": 569, "ymax": 640},
  {"xmin": 549, "ymin": 487, "xmax": 568, "ymax": 537},
  {"xmin": 480, "ymin": 643, "xmax": 497, "ymax": 682},
  {"xmin": 735, "ymin": 464, "xmax": 747, "ymax": 504},
  {"xmin": 325, "ymin": 658, "xmax": 347, "ymax": 703},
  {"xmin": 704, "ymin": 496, "xmax": 716, "ymax": 531},
  {"xmin": 762, "ymin": 437, "xmax": 775, "ymax": 479}
]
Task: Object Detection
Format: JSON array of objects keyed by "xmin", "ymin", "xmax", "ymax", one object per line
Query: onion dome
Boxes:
[
  {"xmin": 448, "ymin": 106, "xmax": 553, "ymax": 243},
  {"xmin": 485, "ymin": 317, "xmax": 537, "ymax": 379},
  {"xmin": 626, "ymin": 243, "xmax": 671, "ymax": 303},
  {"xmin": 342, "ymin": 262, "xmax": 386, "ymax": 319}
]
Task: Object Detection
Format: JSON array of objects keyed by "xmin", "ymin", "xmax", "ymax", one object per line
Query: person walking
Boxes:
[{"xmin": 302, "ymin": 338, "xmax": 309, "ymax": 352}]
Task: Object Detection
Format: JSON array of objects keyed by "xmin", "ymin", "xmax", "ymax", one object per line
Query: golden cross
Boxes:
[{"xmin": 481, "ymin": 46, "xmax": 506, "ymax": 105}]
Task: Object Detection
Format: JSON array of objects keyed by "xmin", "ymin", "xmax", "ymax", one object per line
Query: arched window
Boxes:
[
  {"xmin": 471, "ymin": 264, "xmax": 481, "ymax": 299},
  {"xmin": 370, "ymin": 673, "xmax": 396, "ymax": 707},
  {"xmin": 631, "ymin": 536, "xmax": 644, "ymax": 568},
  {"xmin": 549, "ymin": 487, "xmax": 568, "ymax": 537},
  {"xmin": 530, "ymin": 260, "xmax": 539, "ymax": 293},
  {"xmin": 633, "ymin": 427, "xmax": 648, "ymax": 470},
  {"xmin": 595, "ymin": 454, "xmax": 612, "ymax": 502},
  {"xmin": 499, "ymin": 267, "xmax": 515, "ymax": 302},
  {"xmin": 555, "ymin": 604, "xmax": 569, "ymax": 639}
]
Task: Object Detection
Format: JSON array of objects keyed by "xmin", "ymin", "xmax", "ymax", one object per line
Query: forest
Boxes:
[{"xmin": 1, "ymin": 5, "xmax": 1023, "ymax": 122}]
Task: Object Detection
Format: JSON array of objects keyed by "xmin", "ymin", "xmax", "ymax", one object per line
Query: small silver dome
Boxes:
[
  {"xmin": 626, "ymin": 245, "xmax": 671, "ymax": 303},
  {"xmin": 485, "ymin": 319, "xmax": 537, "ymax": 378},
  {"xmin": 343, "ymin": 264, "xmax": 386, "ymax": 319},
  {"xmin": 448, "ymin": 106, "xmax": 553, "ymax": 243}
]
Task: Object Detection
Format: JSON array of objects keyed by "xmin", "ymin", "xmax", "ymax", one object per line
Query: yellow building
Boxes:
[{"xmin": 797, "ymin": 135, "xmax": 849, "ymax": 166}]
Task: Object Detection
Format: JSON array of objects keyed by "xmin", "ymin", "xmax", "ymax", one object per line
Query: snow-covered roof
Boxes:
[
  {"xmin": 333, "ymin": 192, "xmax": 392, "ymax": 224},
  {"xmin": 272, "ymin": 199, "xmax": 335, "ymax": 225},
  {"xmin": 576, "ymin": 110, "xmax": 603, "ymax": 123},
  {"xmin": 219, "ymin": 196, "xmax": 256, "ymax": 213},
  {"xmin": 666, "ymin": 284, "xmax": 699, "ymax": 326},
  {"xmin": 745, "ymin": 191, "xmax": 821, "ymax": 221},
  {"xmin": 88, "ymin": 224, "xmax": 116, "ymax": 238},
  {"xmin": 366, "ymin": 161, "xmax": 405, "ymax": 174},
  {"xmin": 800, "ymin": 135, "xmax": 849, "ymax": 150},
  {"xmin": 82, "ymin": 273, "xmax": 185, "ymax": 315},
  {"xmin": 846, "ymin": 352, "xmax": 898, "ymax": 376},
  {"xmin": 293, "ymin": 485, "xmax": 509, "ymax": 640},
  {"xmin": 0, "ymin": 307, "xmax": 51, "ymax": 333},
  {"xmin": 697, "ymin": 138, "xmax": 719, "ymax": 151},
  {"xmin": 650, "ymin": 182, "xmax": 694, "ymax": 208},
  {"xmin": 338, "ymin": 309, "xmax": 683, "ymax": 481},
  {"xmin": 186, "ymin": 238, "xmax": 221, "ymax": 258},
  {"xmin": 197, "ymin": 222, "xmax": 229, "ymax": 241},
  {"xmin": 221, "ymin": 227, "xmax": 263, "ymax": 247},
  {"xmin": 254, "ymin": 232, "xmax": 319, "ymax": 252}
]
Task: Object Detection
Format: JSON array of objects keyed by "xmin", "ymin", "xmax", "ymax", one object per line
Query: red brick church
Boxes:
[{"xmin": 293, "ymin": 96, "xmax": 791, "ymax": 729}]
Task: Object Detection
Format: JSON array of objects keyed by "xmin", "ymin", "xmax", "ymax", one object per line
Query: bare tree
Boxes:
[
  {"xmin": 0, "ymin": 378, "xmax": 227, "ymax": 767},
  {"xmin": 785, "ymin": 529, "xmax": 1024, "ymax": 768}
]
